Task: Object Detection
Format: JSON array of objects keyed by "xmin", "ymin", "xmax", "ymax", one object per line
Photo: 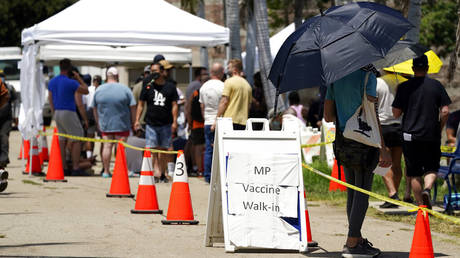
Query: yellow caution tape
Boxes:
[
  {"xmin": 441, "ymin": 146, "xmax": 456, "ymax": 153},
  {"xmin": 301, "ymin": 141, "xmax": 333, "ymax": 148},
  {"xmin": 302, "ymin": 162, "xmax": 460, "ymax": 226},
  {"xmin": 38, "ymin": 131, "xmax": 178, "ymax": 155}
]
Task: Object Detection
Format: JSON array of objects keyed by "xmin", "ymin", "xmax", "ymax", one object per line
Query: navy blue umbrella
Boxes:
[{"xmin": 268, "ymin": 2, "xmax": 413, "ymax": 94}]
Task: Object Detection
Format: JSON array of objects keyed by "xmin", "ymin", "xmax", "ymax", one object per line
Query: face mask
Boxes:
[{"xmin": 152, "ymin": 72, "xmax": 160, "ymax": 80}]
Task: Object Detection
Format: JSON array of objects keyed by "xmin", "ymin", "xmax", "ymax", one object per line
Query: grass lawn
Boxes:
[{"xmin": 304, "ymin": 158, "xmax": 460, "ymax": 237}]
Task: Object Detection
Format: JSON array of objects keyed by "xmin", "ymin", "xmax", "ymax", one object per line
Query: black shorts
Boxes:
[
  {"xmin": 381, "ymin": 123, "xmax": 402, "ymax": 148},
  {"xmin": 191, "ymin": 128, "xmax": 205, "ymax": 145},
  {"xmin": 402, "ymin": 140, "xmax": 441, "ymax": 177}
]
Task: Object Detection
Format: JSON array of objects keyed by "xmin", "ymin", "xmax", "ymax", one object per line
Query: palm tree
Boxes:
[
  {"xmin": 244, "ymin": 0, "xmax": 256, "ymax": 86},
  {"xmin": 294, "ymin": 0, "xmax": 305, "ymax": 29},
  {"xmin": 226, "ymin": 0, "xmax": 242, "ymax": 59},
  {"xmin": 254, "ymin": 0, "xmax": 284, "ymax": 110},
  {"xmin": 448, "ymin": 2, "xmax": 459, "ymax": 82},
  {"xmin": 197, "ymin": 0, "xmax": 209, "ymax": 69},
  {"xmin": 406, "ymin": 0, "xmax": 422, "ymax": 42}
]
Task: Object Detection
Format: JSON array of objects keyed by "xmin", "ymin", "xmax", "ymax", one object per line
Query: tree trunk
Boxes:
[
  {"xmin": 197, "ymin": 0, "xmax": 209, "ymax": 69},
  {"xmin": 406, "ymin": 0, "xmax": 422, "ymax": 42},
  {"xmin": 245, "ymin": 3, "xmax": 256, "ymax": 86},
  {"xmin": 254, "ymin": 0, "xmax": 284, "ymax": 110},
  {"xmin": 294, "ymin": 0, "xmax": 305, "ymax": 29},
  {"xmin": 226, "ymin": 0, "xmax": 242, "ymax": 60},
  {"xmin": 448, "ymin": 2, "xmax": 460, "ymax": 82}
]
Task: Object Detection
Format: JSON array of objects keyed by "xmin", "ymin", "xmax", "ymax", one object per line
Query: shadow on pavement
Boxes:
[
  {"xmin": 0, "ymin": 256, "xmax": 103, "ymax": 258},
  {"xmin": 306, "ymin": 251, "xmax": 448, "ymax": 257},
  {"xmin": 0, "ymin": 212, "xmax": 39, "ymax": 215},
  {"xmin": 0, "ymin": 242, "xmax": 88, "ymax": 249}
]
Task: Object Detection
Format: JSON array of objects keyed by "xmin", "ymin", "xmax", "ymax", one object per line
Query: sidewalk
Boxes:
[{"xmin": 1, "ymin": 131, "xmax": 459, "ymax": 257}]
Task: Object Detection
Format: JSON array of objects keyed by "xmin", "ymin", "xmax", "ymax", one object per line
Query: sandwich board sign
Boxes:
[{"xmin": 205, "ymin": 118, "xmax": 308, "ymax": 253}]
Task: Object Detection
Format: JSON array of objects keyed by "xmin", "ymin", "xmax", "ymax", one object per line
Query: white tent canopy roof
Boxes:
[
  {"xmin": 39, "ymin": 45, "xmax": 192, "ymax": 64},
  {"xmin": 22, "ymin": 0, "xmax": 229, "ymax": 47}
]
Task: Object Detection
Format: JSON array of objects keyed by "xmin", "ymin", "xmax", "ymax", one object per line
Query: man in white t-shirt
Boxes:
[{"xmin": 199, "ymin": 62, "xmax": 224, "ymax": 183}]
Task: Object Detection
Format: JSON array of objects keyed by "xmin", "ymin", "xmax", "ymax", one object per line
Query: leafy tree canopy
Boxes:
[
  {"xmin": 420, "ymin": 0, "xmax": 458, "ymax": 57},
  {"xmin": 0, "ymin": 0, "xmax": 77, "ymax": 47}
]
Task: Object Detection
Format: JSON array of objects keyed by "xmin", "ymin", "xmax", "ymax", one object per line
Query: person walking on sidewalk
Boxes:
[
  {"xmin": 48, "ymin": 59, "xmax": 88, "ymax": 176},
  {"xmin": 135, "ymin": 62, "xmax": 178, "ymax": 183},
  {"xmin": 324, "ymin": 66, "xmax": 391, "ymax": 257},
  {"xmin": 92, "ymin": 67, "xmax": 136, "ymax": 178},
  {"xmin": 392, "ymin": 54, "xmax": 451, "ymax": 209}
]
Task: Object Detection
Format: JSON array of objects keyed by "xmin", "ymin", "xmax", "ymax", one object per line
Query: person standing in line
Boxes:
[
  {"xmin": 376, "ymin": 71, "xmax": 413, "ymax": 208},
  {"xmin": 392, "ymin": 55, "xmax": 451, "ymax": 209},
  {"xmin": 199, "ymin": 62, "xmax": 224, "ymax": 183},
  {"xmin": 48, "ymin": 59, "xmax": 89, "ymax": 176},
  {"xmin": 324, "ymin": 66, "xmax": 391, "ymax": 257},
  {"xmin": 135, "ymin": 62, "xmax": 178, "ymax": 183},
  {"xmin": 92, "ymin": 67, "xmax": 136, "ymax": 178},
  {"xmin": 287, "ymin": 91, "xmax": 308, "ymax": 125},
  {"xmin": 446, "ymin": 109, "xmax": 460, "ymax": 147},
  {"xmin": 83, "ymin": 75, "xmax": 102, "ymax": 160},
  {"xmin": 212, "ymin": 59, "xmax": 252, "ymax": 131},
  {"xmin": 184, "ymin": 67, "xmax": 208, "ymax": 176}
]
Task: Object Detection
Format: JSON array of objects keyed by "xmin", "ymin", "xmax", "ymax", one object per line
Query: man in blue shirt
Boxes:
[
  {"xmin": 92, "ymin": 67, "xmax": 136, "ymax": 178},
  {"xmin": 48, "ymin": 59, "xmax": 88, "ymax": 176}
]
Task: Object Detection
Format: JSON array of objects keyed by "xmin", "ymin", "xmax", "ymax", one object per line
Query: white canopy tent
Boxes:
[
  {"xmin": 22, "ymin": 0, "xmax": 229, "ymax": 47},
  {"xmin": 39, "ymin": 45, "xmax": 192, "ymax": 65},
  {"xmin": 19, "ymin": 0, "xmax": 229, "ymax": 140}
]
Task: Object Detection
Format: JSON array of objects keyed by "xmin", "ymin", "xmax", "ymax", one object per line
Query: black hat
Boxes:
[
  {"xmin": 153, "ymin": 54, "xmax": 165, "ymax": 63},
  {"xmin": 413, "ymin": 54, "xmax": 428, "ymax": 68}
]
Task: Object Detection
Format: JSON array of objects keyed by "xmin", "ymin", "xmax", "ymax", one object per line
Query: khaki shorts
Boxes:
[{"xmin": 54, "ymin": 110, "xmax": 84, "ymax": 142}]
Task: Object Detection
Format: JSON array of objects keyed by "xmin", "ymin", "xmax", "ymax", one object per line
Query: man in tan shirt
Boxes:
[{"xmin": 212, "ymin": 59, "xmax": 252, "ymax": 130}]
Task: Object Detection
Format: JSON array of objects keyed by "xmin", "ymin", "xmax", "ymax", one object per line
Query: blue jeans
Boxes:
[
  {"xmin": 204, "ymin": 125, "xmax": 215, "ymax": 182},
  {"xmin": 145, "ymin": 124, "xmax": 172, "ymax": 149}
]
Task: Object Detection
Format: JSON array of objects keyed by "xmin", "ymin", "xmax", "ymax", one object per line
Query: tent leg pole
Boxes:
[{"xmin": 274, "ymin": 89, "xmax": 280, "ymax": 116}]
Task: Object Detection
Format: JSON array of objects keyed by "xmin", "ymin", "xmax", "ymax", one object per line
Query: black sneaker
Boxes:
[
  {"xmin": 0, "ymin": 169, "xmax": 8, "ymax": 192},
  {"xmin": 70, "ymin": 169, "xmax": 90, "ymax": 176},
  {"xmin": 361, "ymin": 238, "xmax": 381, "ymax": 257},
  {"xmin": 379, "ymin": 193, "xmax": 400, "ymax": 209},
  {"xmin": 342, "ymin": 243, "xmax": 378, "ymax": 258},
  {"xmin": 421, "ymin": 189, "xmax": 432, "ymax": 210},
  {"xmin": 379, "ymin": 201, "xmax": 398, "ymax": 209}
]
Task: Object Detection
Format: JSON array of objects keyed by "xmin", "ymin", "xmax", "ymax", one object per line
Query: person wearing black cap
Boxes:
[
  {"xmin": 392, "ymin": 54, "xmax": 451, "ymax": 209},
  {"xmin": 153, "ymin": 54, "xmax": 165, "ymax": 64}
]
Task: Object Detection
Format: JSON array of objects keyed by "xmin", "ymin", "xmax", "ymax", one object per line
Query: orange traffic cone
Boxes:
[
  {"xmin": 304, "ymin": 191, "xmax": 318, "ymax": 247},
  {"xmin": 40, "ymin": 126, "xmax": 49, "ymax": 163},
  {"xmin": 329, "ymin": 159, "xmax": 346, "ymax": 192},
  {"xmin": 24, "ymin": 137, "xmax": 45, "ymax": 176},
  {"xmin": 19, "ymin": 139, "xmax": 30, "ymax": 162},
  {"xmin": 409, "ymin": 206, "xmax": 434, "ymax": 258},
  {"xmin": 106, "ymin": 141, "xmax": 134, "ymax": 198},
  {"xmin": 18, "ymin": 139, "xmax": 24, "ymax": 160},
  {"xmin": 161, "ymin": 150, "xmax": 198, "ymax": 225},
  {"xmin": 44, "ymin": 128, "xmax": 67, "ymax": 183},
  {"xmin": 131, "ymin": 149, "xmax": 162, "ymax": 214}
]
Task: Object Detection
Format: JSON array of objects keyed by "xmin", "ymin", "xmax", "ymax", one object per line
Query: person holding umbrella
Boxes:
[
  {"xmin": 324, "ymin": 66, "xmax": 392, "ymax": 257},
  {"xmin": 268, "ymin": 3, "xmax": 412, "ymax": 257}
]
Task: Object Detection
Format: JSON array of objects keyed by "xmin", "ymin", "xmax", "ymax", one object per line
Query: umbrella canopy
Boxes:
[
  {"xmin": 373, "ymin": 40, "xmax": 428, "ymax": 69},
  {"xmin": 383, "ymin": 50, "xmax": 443, "ymax": 74},
  {"xmin": 268, "ymin": 2, "xmax": 413, "ymax": 93}
]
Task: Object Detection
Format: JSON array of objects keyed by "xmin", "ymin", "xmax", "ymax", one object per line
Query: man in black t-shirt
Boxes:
[
  {"xmin": 446, "ymin": 110, "xmax": 460, "ymax": 147},
  {"xmin": 392, "ymin": 54, "xmax": 451, "ymax": 209},
  {"xmin": 135, "ymin": 62, "xmax": 178, "ymax": 182}
]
